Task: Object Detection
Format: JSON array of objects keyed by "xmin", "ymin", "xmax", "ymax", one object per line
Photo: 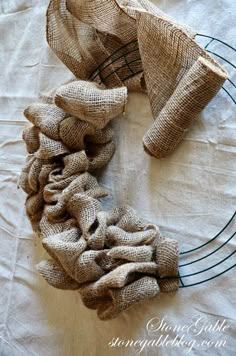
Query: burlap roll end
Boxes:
[
  {"xmin": 143, "ymin": 121, "xmax": 187, "ymax": 159},
  {"xmin": 143, "ymin": 56, "xmax": 228, "ymax": 159}
]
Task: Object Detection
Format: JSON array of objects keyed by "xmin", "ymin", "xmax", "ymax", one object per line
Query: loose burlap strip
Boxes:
[
  {"xmin": 46, "ymin": 0, "xmax": 227, "ymax": 158},
  {"xmin": 20, "ymin": 81, "xmax": 179, "ymax": 320}
]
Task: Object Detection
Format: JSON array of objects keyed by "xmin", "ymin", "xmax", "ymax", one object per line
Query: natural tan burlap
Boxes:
[
  {"xmin": 22, "ymin": 126, "xmax": 40, "ymax": 154},
  {"xmin": 24, "ymin": 103, "xmax": 67, "ymax": 140},
  {"xmin": 143, "ymin": 56, "xmax": 227, "ymax": 157},
  {"xmin": 37, "ymin": 259, "xmax": 81, "ymax": 290},
  {"xmin": 19, "ymin": 0, "xmax": 228, "ymax": 320},
  {"xmin": 20, "ymin": 81, "xmax": 180, "ymax": 319},
  {"xmin": 46, "ymin": 0, "xmax": 227, "ymax": 158},
  {"xmin": 138, "ymin": 17, "xmax": 228, "ymax": 157},
  {"xmin": 55, "ymin": 81, "xmax": 128, "ymax": 129}
]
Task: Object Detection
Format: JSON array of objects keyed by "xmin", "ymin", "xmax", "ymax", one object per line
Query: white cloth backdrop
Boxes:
[{"xmin": 0, "ymin": 0, "xmax": 235, "ymax": 355}]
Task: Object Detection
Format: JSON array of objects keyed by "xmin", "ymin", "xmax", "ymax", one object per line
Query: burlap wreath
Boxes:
[{"xmin": 19, "ymin": 0, "xmax": 227, "ymax": 320}]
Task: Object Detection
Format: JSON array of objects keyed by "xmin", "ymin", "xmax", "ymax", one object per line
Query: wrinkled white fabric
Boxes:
[{"xmin": 0, "ymin": 0, "xmax": 235, "ymax": 355}]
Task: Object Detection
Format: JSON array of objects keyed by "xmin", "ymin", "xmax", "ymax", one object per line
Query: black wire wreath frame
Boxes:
[{"xmin": 89, "ymin": 33, "xmax": 236, "ymax": 288}]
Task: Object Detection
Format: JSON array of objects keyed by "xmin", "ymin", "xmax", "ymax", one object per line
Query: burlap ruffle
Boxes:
[{"xmin": 20, "ymin": 81, "xmax": 179, "ymax": 320}]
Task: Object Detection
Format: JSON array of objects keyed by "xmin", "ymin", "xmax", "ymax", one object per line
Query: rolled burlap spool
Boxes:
[{"xmin": 143, "ymin": 56, "xmax": 228, "ymax": 158}]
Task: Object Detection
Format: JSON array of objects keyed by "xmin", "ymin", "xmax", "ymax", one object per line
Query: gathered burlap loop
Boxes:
[
  {"xmin": 24, "ymin": 103, "xmax": 67, "ymax": 140},
  {"xmin": 27, "ymin": 158, "xmax": 44, "ymax": 192},
  {"xmin": 86, "ymin": 206, "xmax": 159, "ymax": 252},
  {"xmin": 47, "ymin": 143, "xmax": 115, "ymax": 184},
  {"xmin": 79, "ymin": 276, "xmax": 159, "ymax": 320},
  {"xmin": 22, "ymin": 125, "xmax": 40, "ymax": 154},
  {"xmin": 44, "ymin": 172, "xmax": 108, "ymax": 225},
  {"xmin": 86, "ymin": 206, "xmax": 157, "ymax": 251},
  {"xmin": 87, "ymin": 126, "xmax": 114, "ymax": 145},
  {"xmin": 80, "ymin": 262, "xmax": 158, "ymax": 294},
  {"xmin": 103, "ymin": 205, "xmax": 147, "ymax": 232},
  {"xmin": 106, "ymin": 226, "xmax": 158, "ymax": 247},
  {"xmin": 39, "ymin": 214, "xmax": 78, "ymax": 238},
  {"xmin": 107, "ymin": 245, "xmax": 153, "ymax": 262},
  {"xmin": 44, "ymin": 172, "xmax": 106, "ymax": 224},
  {"xmin": 28, "ymin": 157, "xmax": 56, "ymax": 193},
  {"xmin": 97, "ymin": 276, "xmax": 160, "ymax": 320},
  {"xmin": 43, "ymin": 237, "xmax": 105, "ymax": 283},
  {"xmin": 55, "ymin": 81, "xmax": 128, "ymax": 129},
  {"xmin": 87, "ymin": 141, "xmax": 116, "ymax": 171},
  {"xmin": 25, "ymin": 163, "xmax": 58, "ymax": 228},
  {"xmin": 116, "ymin": 207, "xmax": 150, "ymax": 232},
  {"xmin": 62, "ymin": 172, "xmax": 108, "ymax": 200},
  {"xmin": 45, "ymin": 196, "xmax": 67, "ymax": 222},
  {"xmin": 95, "ymin": 251, "xmax": 125, "ymax": 271},
  {"xmin": 35, "ymin": 132, "xmax": 70, "ymax": 159},
  {"xmin": 44, "ymin": 174, "xmax": 80, "ymax": 203},
  {"xmin": 79, "ymin": 262, "xmax": 160, "ymax": 320},
  {"xmin": 59, "ymin": 116, "xmax": 95, "ymax": 150},
  {"xmin": 36, "ymin": 259, "xmax": 80, "ymax": 290},
  {"xmin": 43, "ymin": 173, "xmax": 108, "ymax": 220},
  {"xmin": 61, "ymin": 152, "xmax": 90, "ymax": 177},
  {"xmin": 19, "ymin": 156, "xmax": 37, "ymax": 195},
  {"xmin": 87, "ymin": 211, "xmax": 109, "ymax": 250},
  {"xmin": 155, "ymin": 236, "xmax": 179, "ymax": 292},
  {"xmin": 46, "ymin": 0, "xmax": 227, "ymax": 158},
  {"xmin": 67, "ymin": 193, "xmax": 102, "ymax": 236},
  {"xmin": 43, "ymin": 227, "xmax": 82, "ymax": 256},
  {"xmin": 19, "ymin": 156, "xmax": 55, "ymax": 196}
]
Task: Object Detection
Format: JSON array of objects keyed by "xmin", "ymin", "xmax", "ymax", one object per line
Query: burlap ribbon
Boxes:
[{"xmin": 19, "ymin": 0, "xmax": 227, "ymax": 320}]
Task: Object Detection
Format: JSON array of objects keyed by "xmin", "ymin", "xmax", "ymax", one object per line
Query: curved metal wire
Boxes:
[
  {"xmin": 196, "ymin": 33, "xmax": 236, "ymax": 106},
  {"xmin": 179, "ymin": 232, "xmax": 236, "ymax": 268},
  {"xmin": 180, "ymin": 251, "xmax": 235, "ymax": 277},
  {"xmin": 180, "ymin": 211, "xmax": 236, "ymax": 255},
  {"xmin": 196, "ymin": 34, "xmax": 236, "ymax": 52},
  {"xmin": 179, "ymin": 264, "xmax": 236, "ymax": 288}
]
